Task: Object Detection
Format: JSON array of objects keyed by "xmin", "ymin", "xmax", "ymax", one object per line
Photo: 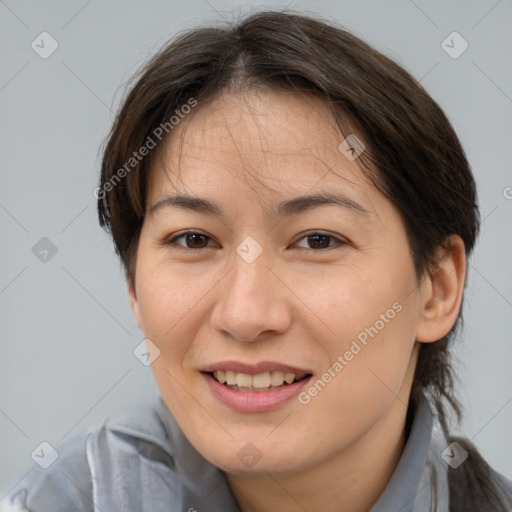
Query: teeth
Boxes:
[
  {"xmin": 284, "ymin": 373, "xmax": 295, "ymax": 384},
  {"xmin": 270, "ymin": 371, "xmax": 285, "ymax": 386},
  {"xmin": 212, "ymin": 370, "xmax": 304, "ymax": 389},
  {"xmin": 225, "ymin": 370, "xmax": 237, "ymax": 385},
  {"xmin": 236, "ymin": 373, "xmax": 253, "ymax": 388},
  {"xmin": 214, "ymin": 370, "xmax": 226, "ymax": 384},
  {"xmin": 252, "ymin": 372, "xmax": 271, "ymax": 388}
]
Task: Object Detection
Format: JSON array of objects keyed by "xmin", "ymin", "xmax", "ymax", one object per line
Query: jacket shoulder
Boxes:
[
  {"xmin": 0, "ymin": 429, "xmax": 95, "ymax": 512},
  {"xmin": 0, "ymin": 397, "xmax": 172, "ymax": 512}
]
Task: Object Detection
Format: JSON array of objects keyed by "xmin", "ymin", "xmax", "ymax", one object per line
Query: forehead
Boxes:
[{"xmin": 148, "ymin": 88, "xmax": 375, "ymax": 208}]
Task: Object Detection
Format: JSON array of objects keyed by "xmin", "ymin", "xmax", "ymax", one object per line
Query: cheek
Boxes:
[
  {"xmin": 134, "ymin": 256, "xmax": 227, "ymax": 379},
  {"xmin": 134, "ymin": 263, "xmax": 192, "ymax": 363},
  {"xmin": 294, "ymin": 312, "xmax": 416, "ymax": 460},
  {"xmin": 304, "ymin": 264, "xmax": 419, "ymax": 411},
  {"xmin": 305, "ymin": 259, "xmax": 416, "ymax": 352},
  {"xmin": 136, "ymin": 254, "xmax": 200, "ymax": 331}
]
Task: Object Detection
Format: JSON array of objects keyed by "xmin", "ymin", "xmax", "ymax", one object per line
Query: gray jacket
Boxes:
[{"xmin": 1, "ymin": 391, "xmax": 511, "ymax": 511}]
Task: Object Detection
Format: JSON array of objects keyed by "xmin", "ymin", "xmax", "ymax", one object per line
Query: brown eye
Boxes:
[
  {"xmin": 306, "ymin": 234, "xmax": 331, "ymax": 249},
  {"xmin": 295, "ymin": 232, "xmax": 346, "ymax": 250},
  {"xmin": 165, "ymin": 232, "xmax": 213, "ymax": 249}
]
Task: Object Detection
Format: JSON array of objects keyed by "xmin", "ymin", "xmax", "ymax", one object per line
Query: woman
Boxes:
[{"xmin": 2, "ymin": 9, "xmax": 511, "ymax": 512}]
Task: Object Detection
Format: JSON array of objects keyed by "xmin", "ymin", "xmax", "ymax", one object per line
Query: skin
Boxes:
[{"xmin": 128, "ymin": 88, "xmax": 466, "ymax": 512}]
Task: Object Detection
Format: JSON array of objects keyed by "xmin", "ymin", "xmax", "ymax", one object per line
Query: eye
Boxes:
[
  {"xmin": 163, "ymin": 230, "xmax": 347, "ymax": 251},
  {"xmin": 164, "ymin": 231, "xmax": 216, "ymax": 249},
  {"xmin": 294, "ymin": 231, "xmax": 346, "ymax": 250}
]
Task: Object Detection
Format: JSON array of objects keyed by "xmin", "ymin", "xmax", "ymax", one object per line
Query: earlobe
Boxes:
[
  {"xmin": 415, "ymin": 235, "xmax": 466, "ymax": 343},
  {"xmin": 128, "ymin": 282, "xmax": 142, "ymax": 330}
]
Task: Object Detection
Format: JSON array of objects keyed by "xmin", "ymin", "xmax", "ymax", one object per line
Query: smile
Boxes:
[
  {"xmin": 210, "ymin": 370, "xmax": 309, "ymax": 391},
  {"xmin": 201, "ymin": 362, "xmax": 313, "ymax": 413}
]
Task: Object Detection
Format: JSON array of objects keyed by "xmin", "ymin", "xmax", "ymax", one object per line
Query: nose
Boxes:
[{"xmin": 210, "ymin": 247, "xmax": 292, "ymax": 342}]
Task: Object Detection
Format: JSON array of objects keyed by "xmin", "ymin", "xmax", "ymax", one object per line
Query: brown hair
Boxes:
[{"xmin": 98, "ymin": 9, "xmax": 511, "ymax": 510}]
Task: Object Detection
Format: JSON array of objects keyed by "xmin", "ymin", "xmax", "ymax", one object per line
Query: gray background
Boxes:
[{"xmin": 1, "ymin": 0, "xmax": 511, "ymax": 495}]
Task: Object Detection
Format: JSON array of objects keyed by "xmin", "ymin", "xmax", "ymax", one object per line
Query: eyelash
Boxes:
[{"xmin": 162, "ymin": 231, "xmax": 347, "ymax": 251}]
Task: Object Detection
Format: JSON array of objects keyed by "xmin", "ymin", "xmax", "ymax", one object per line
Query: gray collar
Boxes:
[{"xmin": 369, "ymin": 392, "xmax": 450, "ymax": 511}]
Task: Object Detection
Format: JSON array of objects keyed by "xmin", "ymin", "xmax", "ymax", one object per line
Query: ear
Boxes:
[
  {"xmin": 128, "ymin": 280, "xmax": 143, "ymax": 330},
  {"xmin": 415, "ymin": 234, "xmax": 467, "ymax": 343}
]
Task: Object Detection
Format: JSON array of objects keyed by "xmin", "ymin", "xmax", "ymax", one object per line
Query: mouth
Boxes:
[
  {"xmin": 200, "ymin": 361, "xmax": 313, "ymax": 413},
  {"xmin": 207, "ymin": 370, "xmax": 311, "ymax": 392}
]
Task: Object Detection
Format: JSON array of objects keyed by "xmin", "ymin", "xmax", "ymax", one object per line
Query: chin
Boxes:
[
  {"xmin": 192, "ymin": 432, "xmax": 310, "ymax": 476},
  {"xmin": 213, "ymin": 451, "xmax": 304, "ymax": 476}
]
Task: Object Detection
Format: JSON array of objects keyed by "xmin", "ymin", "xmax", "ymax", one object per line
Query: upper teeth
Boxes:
[{"xmin": 213, "ymin": 370, "xmax": 300, "ymax": 388}]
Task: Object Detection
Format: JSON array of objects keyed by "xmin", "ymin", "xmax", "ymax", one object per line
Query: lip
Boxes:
[
  {"xmin": 200, "ymin": 360, "xmax": 312, "ymax": 375},
  {"xmin": 201, "ymin": 371, "xmax": 313, "ymax": 413}
]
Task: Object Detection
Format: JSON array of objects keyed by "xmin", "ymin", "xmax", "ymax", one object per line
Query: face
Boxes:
[{"xmin": 129, "ymin": 89, "xmax": 429, "ymax": 476}]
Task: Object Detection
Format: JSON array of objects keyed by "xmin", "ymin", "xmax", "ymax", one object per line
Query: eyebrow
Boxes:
[{"xmin": 149, "ymin": 191, "xmax": 370, "ymax": 218}]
